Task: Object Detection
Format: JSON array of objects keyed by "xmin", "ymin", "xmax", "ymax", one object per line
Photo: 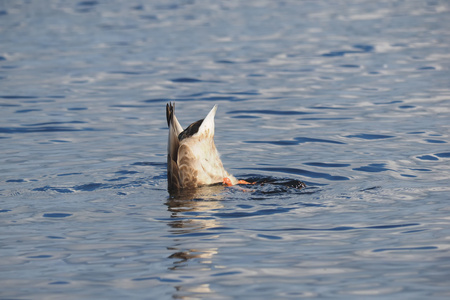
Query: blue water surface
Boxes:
[{"xmin": 1, "ymin": 0, "xmax": 450, "ymax": 299}]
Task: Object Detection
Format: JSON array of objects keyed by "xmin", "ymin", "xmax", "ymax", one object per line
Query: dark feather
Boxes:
[
  {"xmin": 167, "ymin": 154, "xmax": 181, "ymax": 191},
  {"xmin": 178, "ymin": 119, "xmax": 203, "ymax": 141},
  {"xmin": 166, "ymin": 102, "xmax": 174, "ymax": 127},
  {"xmin": 166, "ymin": 102, "xmax": 182, "ymax": 191}
]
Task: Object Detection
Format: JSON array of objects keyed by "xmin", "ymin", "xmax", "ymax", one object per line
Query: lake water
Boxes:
[{"xmin": 1, "ymin": 0, "xmax": 450, "ymax": 299}]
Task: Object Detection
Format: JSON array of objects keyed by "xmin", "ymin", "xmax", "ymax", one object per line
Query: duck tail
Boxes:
[{"xmin": 166, "ymin": 102, "xmax": 183, "ymax": 190}]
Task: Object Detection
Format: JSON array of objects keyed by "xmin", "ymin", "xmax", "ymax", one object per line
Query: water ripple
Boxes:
[
  {"xmin": 372, "ymin": 246, "xmax": 437, "ymax": 253},
  {"xmin": 170, "ymin": 78, "xmax": 222, "ymax": 83},
  {"xmin": 255, "ymin": 223, "xmax": 420, "ymax": 232},
  {"xmin": 353, "ymin": 163, "xmax": 391, "ymax": 173},
  {"xmin": 304, "ymin": 162, "xmax": 351, "ymax": 168},
  {"xmin": 43, "ymin": 213, "xmax": 72, "ymax": 218},
  {"xmin": 245, "ymin": 137, "xmax": 345, "ymax": 146},
  {"xmin": 213, "ymin": 207, "xmax": 295, "ymax": 219},
  {"xmin": 345, "ymin": 133, "xmax": 395, "ymax": 140},
  {"xmin": 416, "ymin": 152, "xmax": 450, "ymax": 161},
  {"xmin": 228, "ymin": 109, "xmax": 314, "ymax": 116},
  {"xmin": 244, "ymin": 167, "xmax": 350, "ymax": 181},
  {"xmin": 322, "ymin": 44, "xmax": 374, "ymax": 57},
  {"xmin": 0, "ymin": 120, "xmax": 95, "ymax": 134},
  {"xmin": 0, "ymin": 95, "xmax": 39, "ymax": 99}
]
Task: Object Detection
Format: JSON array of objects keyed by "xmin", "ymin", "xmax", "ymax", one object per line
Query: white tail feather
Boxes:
[{"xmin": 198, "ymin": 105, "xmax": 217, "ymax": 137}]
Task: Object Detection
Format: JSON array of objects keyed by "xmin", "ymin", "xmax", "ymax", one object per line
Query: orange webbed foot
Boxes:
[
  {"xmin": 223, "ymin": 178, "xmax": 256, "ymax": 186},
  {"xmin": 223, "ymin": 177, "xmax": 233, "ymax": 186},
  {"xmin": 237, "ymin": 180, "xmax": 256, "ymax": 185}
]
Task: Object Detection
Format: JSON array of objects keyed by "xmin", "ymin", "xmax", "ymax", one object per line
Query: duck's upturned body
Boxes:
[{"xmin": 166, "ymin": 103, "xmax": 237, "ymax": 191}]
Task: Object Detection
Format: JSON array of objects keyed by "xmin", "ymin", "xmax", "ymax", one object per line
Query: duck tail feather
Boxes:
[{"xmin": 198, "ymin": 104, "xmax": 217, "ymax": 137}]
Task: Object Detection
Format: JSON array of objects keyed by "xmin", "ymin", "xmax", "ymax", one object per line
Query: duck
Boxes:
[{"xmin": 166, "ymin": 103, "xmax": 250, "ymax": 191}]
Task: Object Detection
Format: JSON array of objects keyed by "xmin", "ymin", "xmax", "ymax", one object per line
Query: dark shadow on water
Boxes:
[
  {"xmin": 241, "ymin": 175, "xmax": 311, "ymax": 195},
  {"xmin": 241, "ymin": 167, "xmax": 349, "ymax": 182}
]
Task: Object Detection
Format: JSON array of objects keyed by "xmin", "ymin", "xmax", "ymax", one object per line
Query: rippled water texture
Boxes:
[{"xmin": 1, "ymin": 0, "xmax": 450, "ymax": 299}]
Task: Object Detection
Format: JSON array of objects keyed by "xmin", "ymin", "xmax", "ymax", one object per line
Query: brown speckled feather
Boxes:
[{"xmin": 166, "ymin": 103, "xmax": 183, "ymax": 191}]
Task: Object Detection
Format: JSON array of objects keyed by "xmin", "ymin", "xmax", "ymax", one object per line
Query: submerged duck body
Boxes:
[{"xmin": 166, "ymin": 103, "xmax": 238, "ymax": 191}]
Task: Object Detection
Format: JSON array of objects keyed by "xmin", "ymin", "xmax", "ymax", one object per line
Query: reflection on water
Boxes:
[
  {"xmin": 168, "ymin": 248, "xmax": 218, "ymax": 268},
  {"xmin": 173, "ymin": 284, "xmax": 215, "ymax": 299},
  {"xmin": 167, "ymin": 184, "xmax": 228, "ymax": 201},
  {"xmin": 164, "ymin": 179, "xmax": 310, "ymax": 298},
  {"xmin": 165, "ymin": 185, "xmax": 225, "ymax": 298}
]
